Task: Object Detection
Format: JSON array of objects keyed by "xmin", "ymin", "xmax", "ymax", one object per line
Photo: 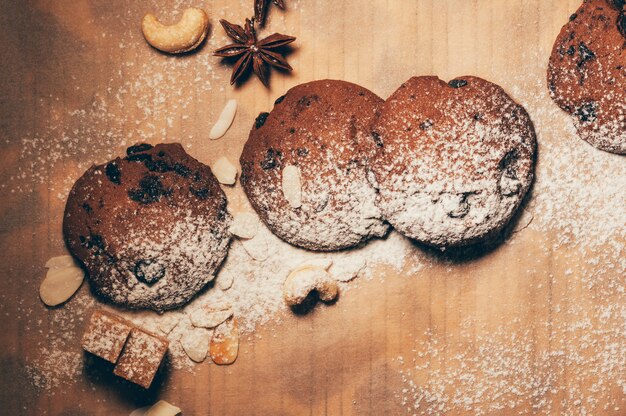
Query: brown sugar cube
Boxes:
[
  {"xmin": 81, "ymin": 309, "xmax": 133, "ymax": 363},
  {"xmin": 113, "ymin": 327, "xmax": 169, "ymax": 389}
]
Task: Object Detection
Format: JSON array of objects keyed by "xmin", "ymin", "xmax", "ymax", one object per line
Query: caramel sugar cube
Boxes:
[
  {"xmin": 81, "ymin": 309, "xmax": 133, "ymax": 363},
  {"xmin": 114, "ymin": 328, "xmax": 169, "ymax": 389}
]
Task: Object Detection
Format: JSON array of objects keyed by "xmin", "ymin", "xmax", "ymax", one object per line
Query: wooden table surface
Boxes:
[{"xmin": 1, "ymin": 0, "xmax": 625, "ymax": 415}]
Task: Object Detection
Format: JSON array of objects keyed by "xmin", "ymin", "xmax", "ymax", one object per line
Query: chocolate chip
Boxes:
[
  {"xmin": 145, "ymin": 159, "xmax": 170, "ymax": 173},
  {"xmin": 419, "ymin": 120, "xmax": 434, "ymax": 130},
  {"xmin": 577, "ymin": 42, "xmax": 596, "ymax": 67},
  {"xmin": 289, "ymin": 127, "xmax": 296, "ymax": 134},
  {"xmin": 473, "ymin": 113, "xmax": 484, "ymax": 121},
  {"xmin": 126, "ymin": 143, "xmax": 153, "ymax": 155},
  {"xmin": 128, "ymin": 175, "xmax": 172, "ymax": 204},
  {"xmin": 126, "ymin": 153, "xmax": 152, "ymax": 163},
  {"xmin": 105, "ymin": 162, "xmax": 121, "ymax": 185},
  {"xmin": 499, "ymin": 149, "xmax": 519, "ymax": 178},
  {"xmin": 190, "ymin": 186, "xmax": 209, "ymax": 200},
  {"xmin": 133, "ymin": 259, "xmax": 165, "ymax": 285},
  {"xmin": 575, "ymin": 101, "xmax": 597, "ymax": 123},
  {"xmin": 80, "ymin": 233, "xmax": 105, "ymax": 252},
  {"xmin": 82, "ymin": 203, "xmax": 92, "ymax": 213},
  {"xmin": 371, "ymin": 132, "xmax": 384, "ymax": 147},
  {"xmin": 255, "ymin": 112, "xmax": 270, "ymax": 129},
  {"xmin": 569, "ymin": 13, "xmax": 578, "ymax": 21},
  {"xmin": 566, "ymin": 45, "xmax": 575, "ymax": 56},
  {"xmin": 274, "ymin": 95, "xmax": 286, "ymax": 105},
  {"xmin": 618, "ymin": 13, "xmax": 626, "ymax": 38},
  {"xmin": 613, "ymin": 0, "xmax": 625, "ymax": 10},
  {"xmin": 157, "ymin": 151, "xmax": 166, "ymax": 157},
  {"xmin": 296, "ymin": 148, "xmax": 309, "ymax": 157},
  {"xmin": 260, "ymin": 148, "xmax": 283, "ymax": 170},
  {"xmin": 448, "ymin": 79, "xmax": 468, "ymax": 88},
  {"xmin": 173, "ymin": 163, "xmax": 191, "ymax": 177}
]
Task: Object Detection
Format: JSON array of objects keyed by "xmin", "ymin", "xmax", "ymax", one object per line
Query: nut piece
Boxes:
[
  {"xmin": 189, "ymin": 304, "xmax": 233, "ymax": 328},
  {"xmin": 282, "ymin": 165, "xmax": 302, "ymax": 208},
  {"xmin": 144, "ymin": 400, "xmax": 182, "ymax": 416},
  {"xmin": 210, "ymin": 318, "xmax": 239, "ymax": 365},
  {"xmin": 45, "ymin": 255, "xmax": 77, "ymax": 269},
  {"xmin": 212, "ymin": 157, "xmax": 238, "ymax": 185},
  {"xmin": 141, "ymin": 8, "xmax": 209, "ymax": 54},
  {"xmin": 230, "ymin": 212, "xmax": 260, "ymax": 239},
  {"xmin": 209, "ymin": 99, "xmax": 238, "ymax": 140},
  {"xmin": 283, "ymin": 266, "xmax": 338, "ymax": 306},
  {"xmin": 240, "ymin": 233, "xmax": 269, "ymax": 261},
  {"xmin": 39, "ymin": 265, "xmax": 84, "ymax": 306},
  {"xmin": 216, "ymin": 271, "xmax": 234, "ymax": 291},
  {"xmin": 181, "ymin": 328, "xmax": 210, "ymax": 363}
]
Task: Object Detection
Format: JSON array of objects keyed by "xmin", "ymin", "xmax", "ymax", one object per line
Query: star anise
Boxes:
[
  {"xmin": 214, "ymin": 18, "xmax": 295, "ymax": 87},
  {"xmin": 254, "ymin": 0, "xmax": 286, "ymax": 26}
]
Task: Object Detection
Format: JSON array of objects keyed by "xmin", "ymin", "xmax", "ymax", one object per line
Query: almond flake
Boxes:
[
  {"xmin": 209, "ymin": 99, "xmax": 238, "ymax": 140},
  {"xmin": 229, "ymin": 212, "xmax": 260, "ymax": 239},
  {"xmin": 282, "ymin": 164, "xmax": 302, "ymax": 208},
  {"xmin": 189, "ymin": 304, "xmax": 233, "ymax": 328},
  {"xmin": 216, "ymin": 271, "xmax": 234, "ymax": 291},
  {"xmin": 210, "ymin": 318, "xmax": 239, "ymax": 365},
  {"xmin": 240, "ymin": 234, "xmax": 269, "ymax": 261},
  {"xmin": 212, "ymin": 157, "xmax": 238, "ymax": 185},
  {"xmin": 39, "ymin": 266, "xmax": 84, "ymax": 306},
  {"xmin": 144, "ymin": 400, "xmax": 182, "ymax": 416},
  {"xmin": 181, "ymin": 328, "xmax": 210, "ymax": 363},
  {"xmin": 45, "ymin": 255, "xmax": 77, "ymax": 269}
]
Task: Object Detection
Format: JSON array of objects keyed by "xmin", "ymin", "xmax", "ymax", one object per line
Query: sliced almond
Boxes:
[
  {"xmin": 209, "ymin": 99, "xmax": 238, "ymax": 140},
  {"xmin": 157, "ymin": 313, "xmax": 181, "ymax": 335},
  {"xmin": 130, "ymin": 405, "xmax": 151, "ymax": 416},
  {"xmin": 212, "ymin": 157, "xmax": 238, "ymax": 185},
  {"xmin": 240, "ymin": 234, "xmax": 269, "ymax": 261},
  {"xmin": 210, "ymin": 318, "xmax": 239, "ymax": 365},
  {"xmin": 181, "ymin": 328, "xmax": 210, "ymax": 363},
  {"xmin": 282, "ymin": 165, "xmax": 302, "ymax": 208},
  {"xmin": 144, "ymin": 400, "xmax": 182, "ymax": 416},
  {"xmin": 45, "ymin": 255, "xmax": 77, "ymax": 269},
  {"xmin": 39, "ymin": 266, "xmax": 84, "ymax": 306},
  {"xmin": 216, "ymin": 272, "xmax": 234, "ymax": 291},
  {"xmin": 189, "ymin": 304, "xmax": 233, "ymax": 328},
  {"xmin": 230, "ymin": 212, "xmax": 259, "ymax": 239}
]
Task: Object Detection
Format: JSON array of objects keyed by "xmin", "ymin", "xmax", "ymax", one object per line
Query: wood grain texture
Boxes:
[{"xmin": 0, "ymin": 0, "xmax": 624, "ymax": 415}]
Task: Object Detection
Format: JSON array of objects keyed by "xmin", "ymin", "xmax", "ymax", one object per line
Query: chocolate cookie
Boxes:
[
  {"xmin": 240, "ymin": 80, "xmax": 389, "ymax": 251},
  {"xmin": 63, "ymin": 143, "xmax": 231, "ymax": 311},
  {"xmin": 370, "ymin": 76, "xmax": 537, "ymax": 248},
  {"xmin": 547, "ymin": 0, "xmax": 626, "ymax": 154}
]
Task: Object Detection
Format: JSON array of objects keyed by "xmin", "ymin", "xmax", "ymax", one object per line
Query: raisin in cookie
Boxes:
[
  {"xmin": 547, "ymin": 0, "xmax": 626, "ymax": 154},
  {"xmin": 63, "ymin": 143, "xmax": 231, "ymax": 311},
  {"xmin": 240, "ymin": 80, "xmax": 389, "ymax": 251},
  {"xmin": 370, "ymin": 76, "xmax": 537, "ymax": 249}
]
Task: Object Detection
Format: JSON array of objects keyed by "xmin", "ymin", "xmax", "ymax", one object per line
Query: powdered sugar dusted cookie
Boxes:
[
  {"xmin": 547, "ymin": 0, "xmax": 626, "ymax": 154},
  {"xmin": 63, "ymin": 143, "xmax": 231, "ymax": 311},
  {"xmin": 240, "ymin": 80, "xmax": 389, "ymax": 251},
  {"xmin": 370, "ymin": 76, "xmax": 537, "ymax": 248}
]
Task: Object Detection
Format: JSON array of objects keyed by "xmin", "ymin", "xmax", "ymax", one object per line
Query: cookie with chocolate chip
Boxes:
[
  {"xmin": 370, "ymin": 76, "xmax": 537, "ymax": 248},
  {"xmin": 548, "ymin": 0, "xmax": 626, "ymax": 154},
  {"xmin": 240, "ymin": 80, "xmax": 389, "ymax": 251},
  {"xmin": 63, "ymin": 143, "xmax": 231, "ymax": 311}
]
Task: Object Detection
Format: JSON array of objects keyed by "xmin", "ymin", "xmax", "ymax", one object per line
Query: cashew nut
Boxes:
[
  {"xmin": 283, "ymin": 266, "xmax": 338, "ymax": 306},
  {"xmin": 141, "ymin": 8, "xmax": 209, "ymax": 54}
]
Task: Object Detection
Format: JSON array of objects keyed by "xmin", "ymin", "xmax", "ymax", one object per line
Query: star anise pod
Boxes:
[
  {"xmin": 254, "ymin": 0, "xmax": 286, "ymax": 26},
  {"xmin": 214, "ymin": 18, "xmax": 295, "ymax": 87}
]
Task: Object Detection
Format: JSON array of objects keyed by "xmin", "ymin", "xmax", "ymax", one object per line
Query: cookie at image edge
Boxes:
[
  {"xmin": 547, "ymin": 0, "xmax": 626, "ymax": 154},
  {"xmin": 240, "ymin": 79, "xmax": 390, "ymax": 251},
  {"xmin": 63, "ymin": 143, "xmax": 231, "ymax": 311},
  {"xmin": 370, "ymin": 75, "xmax": 537, "ymax": 249}
]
